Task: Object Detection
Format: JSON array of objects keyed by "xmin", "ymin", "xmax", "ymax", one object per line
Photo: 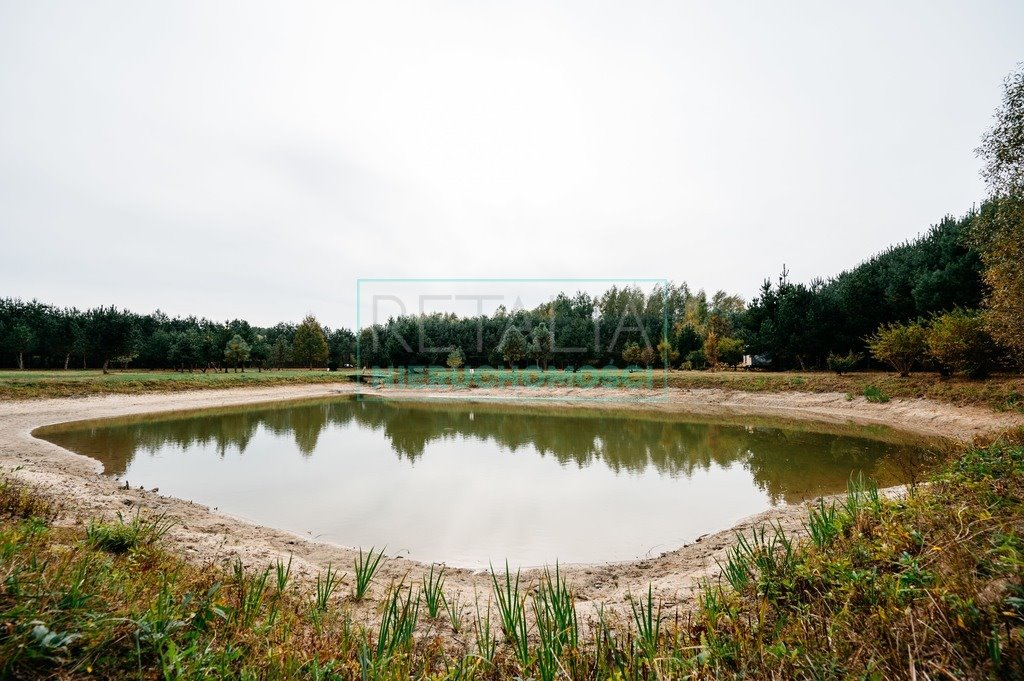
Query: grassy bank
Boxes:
[
  {"xmin": 0, "ymin": 369, "xmax": 354, "ymax": 400},
  {"xmin": 2, "ymin": 438, "xmax": 1024, "ymax": 678},
  {"xmin": 666, "ymin": 369, "xmax": 1024, "ymax": 412},
  {"xmin": 3, "ymin": 367, "xmax": 1023, "ymax": 412}
]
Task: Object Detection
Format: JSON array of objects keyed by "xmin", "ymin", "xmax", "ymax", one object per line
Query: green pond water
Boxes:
[{"xmin": 37, "ymin": 397, "xmax": 933, "ymax": 568}]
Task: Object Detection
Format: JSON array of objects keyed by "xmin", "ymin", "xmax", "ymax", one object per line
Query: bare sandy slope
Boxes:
[{"xmin": 2, "ymin": 382, "xmax": 1021, "ymax": 627}]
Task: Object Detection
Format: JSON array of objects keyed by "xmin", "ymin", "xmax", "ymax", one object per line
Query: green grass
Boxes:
[
  {"xmin": 85, "ymin": 509, "xmax": 174, "ymax": 553},
  {"xmin": 353, "ymin": 546, "xmax": 386, "ymax": 601},
  {"xmin": 665, "ymin": 369, "xmax": 1024, "ymax": 411},
  {"xmin": 0, "ymin": 368, "xmax": 355, "ymax": 400},
  {"xmin": 3, "ymin": 439, "xmax": 1024, "ymax": 677},
  {"xmin": 4, "ymin": 367, "xmax": 1024, "ymax": 414},
  {"xmin": 863, "ymin": 384, "xmax": 891, "ymax": 403},
  {"xmin": 421, "ymin": 563, "xmax": 446, "ymax": 619}
]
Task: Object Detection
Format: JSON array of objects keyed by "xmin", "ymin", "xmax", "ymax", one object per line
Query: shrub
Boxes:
[
  {"xmin": 926, "ymin": 308, "xmax": 996, "ymax": 378},
  {"xmin": 621, "ymin": 342, "xmax": 642, "ymax": 366},
  {"xmin": 86, "ymin": 511, "xmax": 174, "ymax": 553},
  {"xmin": 0, "ymin": 475, "xmax": 58, "ymax": 521},
  {"xmin": 866, "ymin": 320, "xmax": 928, "ymax": 376},
  {"xmin": 863, "ymin": 385, "xmax": 890, "ymax": 403},
  {"xmin": 446, "ymin": 347, "xmax": 465, "ymax": 370},
  {"xmin": 685, "ymin": 349, "xmax": 707, "ymax": 370},
  {"xmin": 718, "ymin": 337, "xmax": 744, "ymax": 370},
  {"xmin": 827, "ymin": 351, "xmax": 861, "ymax": 375}
]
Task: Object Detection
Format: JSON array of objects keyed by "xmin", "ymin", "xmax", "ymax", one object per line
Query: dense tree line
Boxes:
[
  {"xmin": 356, "ymin": 283, "xmax": 745, "ymax": 370},
  {"xmin": 4, "ymin": 70, "xmax": 1020, "ymax": 376},
  {"xmin": 0, "ymin": 301, "xmax": 354, "ymax": 373},
  {"xmin": 0, "ymin": 219, "xmax": 993, "ymax": 373},
  {"xmin": 739, "ymin": 212, "xmax": 983, "ymax": 369},
  {"xmin": 0, "ymin": 234, "xmax": 987, "ymax": 374}
]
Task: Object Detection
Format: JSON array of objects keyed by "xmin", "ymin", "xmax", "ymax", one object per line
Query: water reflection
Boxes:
[
  {"xmin": 43, "ymin": 397, "xmax": 921, "ymax": 505},
  {"xmin": 37, "ymin": 397, "xmax": 931, "ymax": 566}
]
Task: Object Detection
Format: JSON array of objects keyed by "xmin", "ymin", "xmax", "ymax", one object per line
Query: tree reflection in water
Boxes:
[{"xmin": 40, "ymin": 397, "xmax": 930, "ymax": 505}]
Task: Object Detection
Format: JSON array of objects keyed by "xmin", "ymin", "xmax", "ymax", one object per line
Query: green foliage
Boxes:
[
  {"xmin": 718, "ymin": 336, "xmax": 744, "ymax": 369},
  {"xmin": 656, "ymin": 337, "xmax": 679, "ymax": 368},
  {"xmin": 927, "ymin": 307, "xmax": 996, "ymax": 378},
  {"xmin": 371, "ymin": 583, "xmax": 419, "ymax": 665},
  {"xmin": 223, "ymin": 334, "xmax": 251, "ymax": 371},
  {"xmin": 249, "ymin": 334, "xmax": 270, "ymax": 370},
  {"xmin": 629, "ymin": 585, "xmax": 663, "ymax": 659},
  {"xmin": 528, "ymin": 322, "xmax": 554, "ymax": 369},
  {"xmin": 826, "ymin": 350, "xmax": 861, "ymax": 375},
  {"xmin": 703, "ymin": 330, "xmax": 720, "ymax": 367},
  {"xmin": 804, "ymin": 499, "xmax": 842, "ymax": 549},
  {"xmin": 532, "ymin": 564, "xmax": 578, "ymax": 674},
  {"xmin": 446, "ymin": 347, "xmax": 465, "ymax": 370},
  {"xmin": 269, "ymin": 336, "xmax": 290, "ymax": 369},
  {"xmin": 863, "ymin": 385, "xmax": 890, "ymax": 403},
  {"xmin": 0, "ymin": 475, "xmax": 58, "ymax": 521},
  {"xmin": 291, "ymin": 315, "xmax": 329, "ymax": 369},
  {"xmin": 421, "ymin": 564, "xmax": 446, "ymax": 619},
  {"xmin": 313, "ymin": 563, "xmax": 341, "ymax": 612},
  {"xmin": 685, "ymin": 348, "xmax": 706, "ymax": 370},
  {"xmin": 496, "ymin": 325, "xmax": 527, "ymax": 368},
  {"xmin": 86, "ymin": 510, "xmax": 174, "ymax": 554},
  {"xmin": 491, "ymin": 562, "xmax": 528, "ymax": 667},
  {"xmin": 971, "ymin": 68, "xmax": 1024, "ymax": 363},
  {"xmin": 741, "ymin": 211, "xmax": 983, "ymax": 369},
  {"xmin": 621, "ymin": 341, "xmax": 642, "ymax": 366},
  {"xmin": 353, "ymin": 546, "xmax": 385, "ymax": 600},
  {"xmin": 867, "ymin": 320, "xmax": 928, "ymax": 376},
  {"xmin": 675, "ymin": 324, "xmax": 704, "ymax": 359}
]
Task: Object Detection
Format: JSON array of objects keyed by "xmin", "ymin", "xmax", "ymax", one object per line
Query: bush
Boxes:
[
  {"xmin": 0, "ymin": 475, "xmax": 57, "ymax": 521},
  {"xmin": 718, "ymin": 337, "xmax": 744, "ymax": 370},
  {"xmin": 685, "ymin": 349, "xmax": 707, "ymax": 370},
  {"xmin": 866, "ymin": 321, "xmax": 928, "ymax": 377},
  {"xmin": 86, "ymin": 511, "xmax": 174, "ymax": 554},
  {"xmin": 863, "ymin": 385, "xmax": 890, "ymax": 403},
  {"xmin": 827, "ymin": 351, "xmax": 861, "ymax": 375},
  {"xmin": 926, "ymin": 308, "xmax": 996, "ymax": 379}
]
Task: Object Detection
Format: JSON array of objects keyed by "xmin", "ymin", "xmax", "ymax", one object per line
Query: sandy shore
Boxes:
[{"xmin": 2, "ymin": 382, "xmax": 1021, "ymax": 626}]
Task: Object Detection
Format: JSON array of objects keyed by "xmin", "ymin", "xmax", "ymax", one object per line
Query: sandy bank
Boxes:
[{"xmin": 2, "ymin": 382, "xmax": 1021, "ymax": 625}]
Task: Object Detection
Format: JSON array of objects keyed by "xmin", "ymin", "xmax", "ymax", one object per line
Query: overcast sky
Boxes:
[{"xmin": 1, "ymin": 1, "xmax": 1021, "ymax": 329}]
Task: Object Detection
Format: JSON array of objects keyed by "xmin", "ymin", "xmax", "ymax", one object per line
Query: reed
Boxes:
[
  {"xmin": 314, "ymin": 562, "xmax": 341, "ymax": 612},
  {"xmin": 629, "ymin": 584, "xmax": 663, "ymax": 658},
  {"xmin": 490, "ymin": 561, "xmax": 529, "ymax": 668},
  {"xmin": 85, "ymin": 509, "xmax": 174, "ymax": 554},
  {"xmin": 353, "ymin": 546, "xmax": 386, "ymax": 600},
  {"xmin": 421, "ymin": 563, "xmax": 446, "ymax": 618}
]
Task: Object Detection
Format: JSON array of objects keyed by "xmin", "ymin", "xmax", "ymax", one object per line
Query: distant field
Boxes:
[
  {"xmin": 1, "ymin": 367, "xmax": 1022, "ymax": 411},
  {"xmin": 0, "ymin": 369, "xmax": 356, "ymax": 400}
]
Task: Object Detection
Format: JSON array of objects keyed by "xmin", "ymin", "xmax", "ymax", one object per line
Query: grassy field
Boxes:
[
  {"xmin": 664, "ymin": 369, "xmax": 1024, "ymax": 412},
  {"xmin": 2, "ymin": 367, "xmax": 1023, "ymax": 411},
  {"xmin": 2, "ymin": 438, "xmax": 1023, "ymax": 678},
  {"xmin": 0, "ymin": 369, "xmax": 357, "ymax": 400}
]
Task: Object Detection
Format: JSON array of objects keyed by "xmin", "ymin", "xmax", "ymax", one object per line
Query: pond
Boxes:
[{"xmin": 37, "ymin": 397, "xmax": 933, "ymax": 568}]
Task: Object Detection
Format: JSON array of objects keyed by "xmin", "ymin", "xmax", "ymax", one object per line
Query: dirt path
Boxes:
[{"xmin": 2, "ymin": 383, "xmax": 1021, "ymax": 627}]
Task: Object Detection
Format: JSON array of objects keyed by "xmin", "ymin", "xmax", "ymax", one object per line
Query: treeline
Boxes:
[
  {"xmin": 0, "ymin": 301, "xmax": 355, "ymax": 373},
  {"xmin": 4, "ymin": 71, "xmax": 1020, "ymax": 377},
  {"xmin": 740, "ymin": 212, "xmax": 984, "ymax": 369},
  {"xmin": 356, "ymin": 285, "xmax": 745, "ymax": 370},
  {"xmin": 0, "ymin": 213, "xmax": 988, "ymax": 374},
  {"xmin": 0, "ymin": 211, "xmax": 991, "ymax": 374}
]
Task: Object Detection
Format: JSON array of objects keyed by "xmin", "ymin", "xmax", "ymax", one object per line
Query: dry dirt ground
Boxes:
[{"xmin": 2, "ymin": 383, "xmax": 1022, "ymax": 629}]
